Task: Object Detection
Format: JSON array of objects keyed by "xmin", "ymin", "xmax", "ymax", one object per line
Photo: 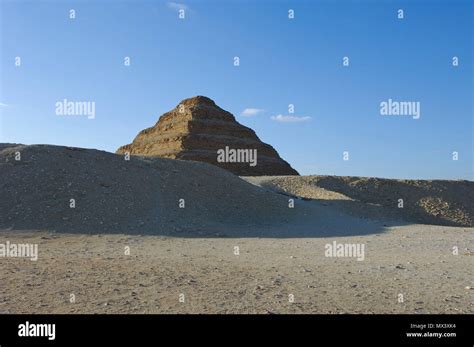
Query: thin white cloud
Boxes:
[
  {"xmin": 0, "ymin": 102, "xmax": 9, "ymax": 107},
  {"xmin": 240, "ymin": 108, "xmax": 265, "ymax": 117},
  {"xmin": 271, "ymin": 114, "xmax": 311, "ymax": 122},
  {"xmin": 167, "ymin": 2, "xmax": 190, "ymax": 11}
]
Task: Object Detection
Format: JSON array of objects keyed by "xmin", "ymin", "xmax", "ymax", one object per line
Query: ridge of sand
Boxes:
[
  {"xmin": 0, "ymin": 144, "xmax": 305, "ymax": 235},
  {"xmin": 244, "ymin": 175, "xmax": 474, "ymax": 227}
]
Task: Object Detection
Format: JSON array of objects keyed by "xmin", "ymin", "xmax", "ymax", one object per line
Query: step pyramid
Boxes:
[{"xmin": 116, "ymin": 96, "xmax": 299, "ymax": 176}]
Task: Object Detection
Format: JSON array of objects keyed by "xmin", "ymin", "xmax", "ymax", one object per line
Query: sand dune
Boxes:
[
  {"xmin": 0, "ymin": 144, "xmax": 301, "ymax": 235},
  {"xmin": 0, "ymin": 143, "xmax": 409, "ymax": 238},
  {"xmin": 244, "ymin": 175, "xmax": 474, "ymax": 227},
  {"xmin": 3, "ymin": 144, "xmax": 472, "ymax": 236}
]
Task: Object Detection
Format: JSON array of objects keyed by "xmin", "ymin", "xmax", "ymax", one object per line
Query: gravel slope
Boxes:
[
  {"xmin": 244, "ymin": 175, "xmax": 474, "ymax": 227},
  {"xmin": 0, "ymin": 144, "xmax": 303, "ymax": 235}
]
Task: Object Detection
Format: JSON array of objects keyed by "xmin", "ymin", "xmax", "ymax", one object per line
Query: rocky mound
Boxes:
[
  {"xmin": 245, "ymin": 175, "xmax": 474, "ymax": 227},
  {"xmin": 116, "ymin": 96, "xmax": 298, "ymax": 176},
  {"xmin": 0, "ymin": 144, "xmax": 300, "ymax": 234}
]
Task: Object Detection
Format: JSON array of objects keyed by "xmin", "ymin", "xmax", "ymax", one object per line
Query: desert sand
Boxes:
[
  {"xmin": 0, "ymin": 226, "xmax": 472, "ymax": 314},
  {"xmin": 0, "ymin": 144, "xmax": 472, "ymax": 313}
]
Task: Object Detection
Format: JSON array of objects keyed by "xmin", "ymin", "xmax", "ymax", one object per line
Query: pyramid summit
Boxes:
[{"xmin": 116, "ymin": 96, "xmax": 299, "ymax": 176}]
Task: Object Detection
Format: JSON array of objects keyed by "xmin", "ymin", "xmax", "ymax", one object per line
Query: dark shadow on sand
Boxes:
[{"xmin": 1, "ymin": 199, "xmax": 414, "ymax": 238}]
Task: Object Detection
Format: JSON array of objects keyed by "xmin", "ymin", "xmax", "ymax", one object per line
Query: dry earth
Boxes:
[
  {"xmin": 244, "ymin": 176, "xmax": 474, "ymax": 227},
  {"xmin": 0, "ymin": 227, "xmax": 472, "ymax": 314},
  {"xmin": 0, "ymin": 144, "xmax": 472, "ymax": 313}
]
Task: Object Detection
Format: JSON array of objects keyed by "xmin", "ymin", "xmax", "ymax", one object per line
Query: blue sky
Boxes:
[{"xmin": 1, "ymin": 0, "xmax": 472, "ymax": 179}]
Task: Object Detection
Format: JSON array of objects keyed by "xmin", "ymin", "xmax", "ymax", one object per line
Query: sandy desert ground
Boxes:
[
  {"xmin": 0, "ymin": 224, "xmax": 473, "ymax": 314},
  {"xmin": 0, "ymin": 144, "xmax": 472, "ymax": 313}
]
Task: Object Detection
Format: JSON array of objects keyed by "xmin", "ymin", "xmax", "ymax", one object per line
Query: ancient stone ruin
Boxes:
[{"xmin": 117, "ymin": 96, "xmax": 299, "ymax": 176}]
